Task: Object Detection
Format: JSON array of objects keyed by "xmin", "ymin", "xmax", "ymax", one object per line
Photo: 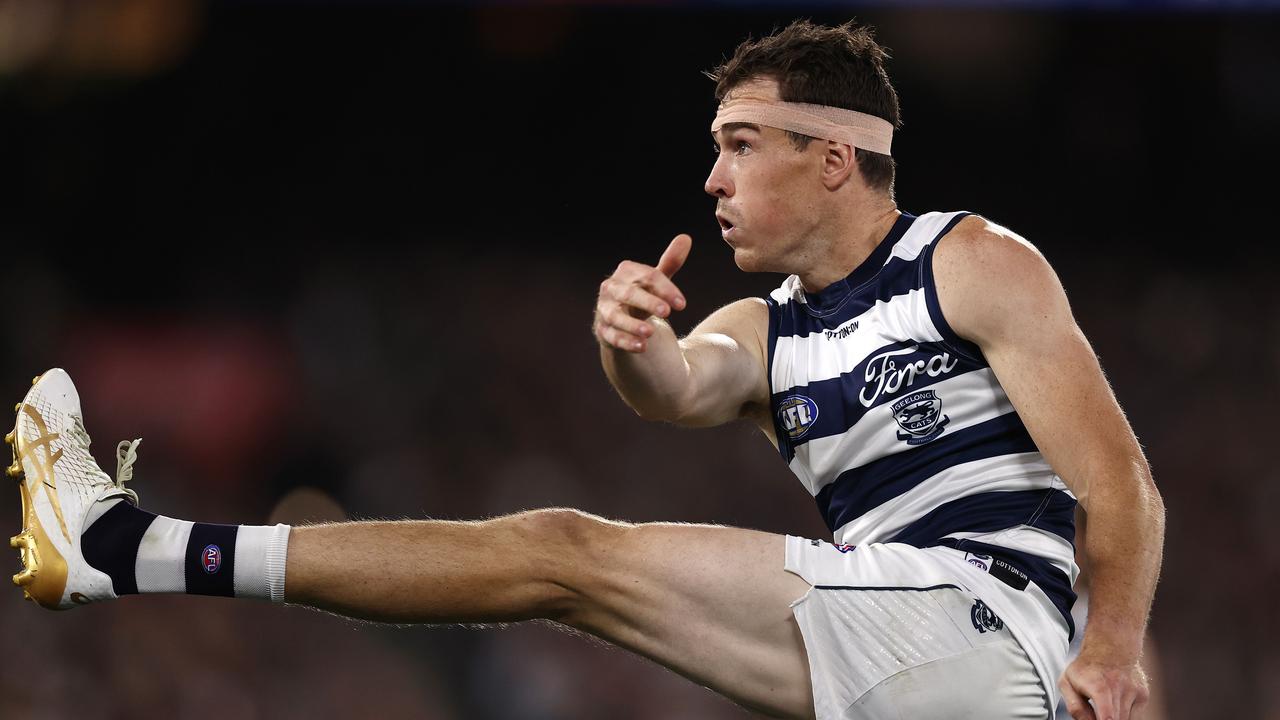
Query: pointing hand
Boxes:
[{"xmin": 593, "ymin": 234, "xmax": 692, "ymax": 353}]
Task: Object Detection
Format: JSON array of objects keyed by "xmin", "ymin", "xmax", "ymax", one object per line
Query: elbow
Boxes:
[
  {"xmin": 1148, "ymin": 481, "xmax": 1167, "ymax": 536},
  {"xmin": 634, "ymin": 391, "xmax": 707, "ymax": 426},
  {"xmin": 1138, "ymin": 461, "xmax": 1167, "ymax": 541},
  {"xmin": 632, "ymin": 402, "xmax": 678, "ymax": 423},
  {"xmin": 627, "ymin": 388, "xmax": 693, "ymax": 424}
]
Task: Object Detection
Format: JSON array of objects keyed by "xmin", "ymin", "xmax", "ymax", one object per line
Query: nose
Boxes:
[{"xmin": 704, "ymin": 153, "xmax": 734, "ymax": 198}]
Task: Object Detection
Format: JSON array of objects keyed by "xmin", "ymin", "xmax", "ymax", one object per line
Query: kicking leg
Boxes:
[
  {"xmin": 286, "ymin": 510, "xmax": 815, "ymax": 719},
  {"xmin": 8, "ymin": 371, "xmax": 815, "ymax": 718}
]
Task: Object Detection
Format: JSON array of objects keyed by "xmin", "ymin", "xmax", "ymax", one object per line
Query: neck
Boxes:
[{"xmin": 797, "ymin": 195, "xmax": 901, "ymax": 293}]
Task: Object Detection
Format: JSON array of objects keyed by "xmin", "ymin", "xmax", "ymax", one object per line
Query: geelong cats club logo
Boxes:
[
  {"xmin": 970, "ymin": 599, "xmax": 1004, "ymax": 633},
  {"xmin": 891, "ymin": 390, "xmax": 950, "ymax": 445},
  {"xmin": 777, "ymin": 395, "xmax": 819, "ymax": 440}
]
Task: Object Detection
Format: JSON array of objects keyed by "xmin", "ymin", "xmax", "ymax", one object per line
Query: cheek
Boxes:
[
  {"xmin": 740, "ymin": 167, "xmax": 792, "ymax": 221},
  {"xmin": 772, "ymin": 154, "xmax": 814, "ymax": 196},
  {"xmin": 753, "ymin": 181, "xmax": 807, "ymax": 236}
]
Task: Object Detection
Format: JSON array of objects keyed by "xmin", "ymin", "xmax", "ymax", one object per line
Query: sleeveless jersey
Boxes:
[{"xmin": 765, "ymin": 211, "xmax": 1079, "ymax": 636}]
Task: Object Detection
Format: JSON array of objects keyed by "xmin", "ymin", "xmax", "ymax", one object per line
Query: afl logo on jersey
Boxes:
[
  {"xmin": 891, "ymin": 389, "xmax": 950, "ymax": 446},
  {"xmin": 201, "ymin": 544, "xmax": 222, "ymax": 574},
  {"xmin": 964, "ymin": 552, "xmax": 992, "ymax": 572},
  {"xmin": 777, "ymin": 395, "xmax": 819, "ymax": 440}
]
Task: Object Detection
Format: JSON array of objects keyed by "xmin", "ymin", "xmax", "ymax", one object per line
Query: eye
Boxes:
[{"xmin": 734, "ymin": 140, "xmax": 752, "ymax": 155}]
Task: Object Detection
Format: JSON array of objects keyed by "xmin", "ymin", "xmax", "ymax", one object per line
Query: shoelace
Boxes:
[
  {"xmin": 68, "ymin": 413, "xmax": 141, "ymax": 504},
  {"xmin": 114, "ymin": 439, "xmax": 142, "ymax": 505}
]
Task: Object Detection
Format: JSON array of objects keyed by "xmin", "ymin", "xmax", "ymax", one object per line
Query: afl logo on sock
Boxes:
[
  {"xmin": 777, "ymin": 395, "xmax": 819, "ymax": 440},
  {"xmin": 201, "ymin": 544, "xmax": 222, "ymax": 574}
]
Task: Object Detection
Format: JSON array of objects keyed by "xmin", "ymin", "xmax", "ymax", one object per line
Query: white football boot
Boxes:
[{"xmin": 5, "ymin": 369, "xmax": 141, "ymax": 609}]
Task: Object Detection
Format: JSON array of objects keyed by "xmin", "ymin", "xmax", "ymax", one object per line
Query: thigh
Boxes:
[
  {"xmin": 562, "ymin": 522, "xmax": 815, "ymax": 720},
  {"xmin": 784, "ymin": 540, "xmax": 1052, "ymax": 720},
  {"xmin": 798, "ymin": 585, "xmax": 1050, "ymax": 720},
  {"xmin": 850, "ymin": 635, "xmax": 1050, "ymax": 720}
]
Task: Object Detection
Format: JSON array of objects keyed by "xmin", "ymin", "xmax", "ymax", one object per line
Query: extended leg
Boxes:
[
  {"xmin": 7, "ymin": 372, "xmax": 814, "ymax": 718},
  {"xmin": 286, "ymin": 509, "xmax": 815, "ymax": 719}
]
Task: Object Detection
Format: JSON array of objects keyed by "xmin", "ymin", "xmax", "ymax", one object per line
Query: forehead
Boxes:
[
  {"xmin": 714, "ymin": 77, "xmax": 785, "ymax": 140},
  {"xmin": 721, "ymin": 76, "xmax": 782, "ymax": 106}
]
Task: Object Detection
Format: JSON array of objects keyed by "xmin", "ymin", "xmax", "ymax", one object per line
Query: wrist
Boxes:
[{"xmin": 1078, "ymin": 630, "xmax": 1144, "ymax": 666}]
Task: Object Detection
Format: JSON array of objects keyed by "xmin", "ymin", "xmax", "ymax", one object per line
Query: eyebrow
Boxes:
[{"xmin": 712, "ymin": 122, "xmax": 761, "ymax": 137}]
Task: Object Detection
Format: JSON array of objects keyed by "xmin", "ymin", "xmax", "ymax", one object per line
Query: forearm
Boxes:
[
  {"xmin": 1078, "ymin": 460, "xmax": 1166, "ymax": 661},
  {"xmin": 598, "ymin": 317, "xmax": 693, "ymax": 421}
]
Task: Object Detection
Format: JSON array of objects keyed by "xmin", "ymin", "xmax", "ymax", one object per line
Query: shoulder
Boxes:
[
  {"xmin": 702, "ymin": 296, "xmax": 770, "ymax": 323},
  {"xmin": 686, "ymin": 296, "xmax": 769, "ymax": 348},
  {"xmin": 932, "ymin": 215, "xmax": 1069, "ymax": 346},
  {"xmin": 698, "ymin": 296, "xmax": 769, "ymax": 337},
  {"xmin": 934, "ymin": 215, "xmax": 1049, "ymax": 277}
]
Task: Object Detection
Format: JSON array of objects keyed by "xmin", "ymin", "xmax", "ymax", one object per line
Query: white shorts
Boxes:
[{"xmin": 784, "ymin": 537, "xmax": 1061, "ymax": 720}]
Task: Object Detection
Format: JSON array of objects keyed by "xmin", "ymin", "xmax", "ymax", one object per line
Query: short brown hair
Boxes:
[{"xmin": 708, "ymin": 20, "xmax": 901, "ymax": 195}]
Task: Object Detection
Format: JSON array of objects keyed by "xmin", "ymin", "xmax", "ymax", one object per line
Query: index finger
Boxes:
[
  {"xmin": 1089, "ymin": 687, "xmax": 1130, "ymax": 720},
  {"xmin": 642, "ymin": 268, "xmax": 686, "ymax": 312},
  {"xmin": 1060, "ymin": 678, "xmax": 1097, "ymax": 720}
]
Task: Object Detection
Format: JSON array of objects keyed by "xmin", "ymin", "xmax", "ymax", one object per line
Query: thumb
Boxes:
[{"xmin": 656, "ymin": 234, "xmax": 692, "ymax": 278}]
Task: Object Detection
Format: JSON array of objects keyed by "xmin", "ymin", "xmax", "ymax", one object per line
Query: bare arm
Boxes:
[
  {"xmin": 1073, "ymin": 508, "xmax": 1170, "ymax": 720},
  {"xmin": 594, "ymin": 235, "xmax": 770, "ymax": 428},
  {"xmin": 934, "ymin": 217, "xmax": 1165, "ymax": 720}
]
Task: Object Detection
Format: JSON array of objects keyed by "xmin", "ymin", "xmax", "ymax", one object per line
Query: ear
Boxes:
[{"xmin": 820, "ymin": 141, "xmax": 858, "ymax": 191}]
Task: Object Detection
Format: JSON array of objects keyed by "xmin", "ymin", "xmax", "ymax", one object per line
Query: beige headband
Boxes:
[{"xmin": 711, "ymin": 99, "xmax": 894, "ymax": 156}]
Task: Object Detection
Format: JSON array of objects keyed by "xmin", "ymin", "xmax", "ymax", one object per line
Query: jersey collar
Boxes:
[{"xmin": 802, "ymin": 211, "xmax": 917, "ymax": 312}]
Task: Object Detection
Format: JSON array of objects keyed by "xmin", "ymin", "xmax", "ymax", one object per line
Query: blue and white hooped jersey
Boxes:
[{"xmin": 765, "ymin": 211, "xmax": 1080, "ymax": 636}]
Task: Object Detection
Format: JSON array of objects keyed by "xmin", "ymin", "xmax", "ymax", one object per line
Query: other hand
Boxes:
[{"xmin": 1059, "ymin": 651, "xmax": 1150, "ymax": 720}]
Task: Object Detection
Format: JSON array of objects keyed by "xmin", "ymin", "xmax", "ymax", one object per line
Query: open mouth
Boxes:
[{"xmin": 717, "ymin": 215, "xmax": 736, "ymax": 233}]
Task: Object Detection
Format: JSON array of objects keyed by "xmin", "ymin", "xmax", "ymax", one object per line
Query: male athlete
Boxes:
[{"xmin": 8, "ymin": 21, "xmax": 1161, "ymax": 720}]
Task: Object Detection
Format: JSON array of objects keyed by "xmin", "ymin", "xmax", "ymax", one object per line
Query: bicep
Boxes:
[
  {"xmin": 936, "ymin": 224, "xmax": 1148, "ymax": 508},
  {"xmin": 673, "ymin": 297, "xmax": 771, "ymax": 428},
  {"xmin": 981, "ymin": 313, "xmax": 1144, "ymax": 509}
]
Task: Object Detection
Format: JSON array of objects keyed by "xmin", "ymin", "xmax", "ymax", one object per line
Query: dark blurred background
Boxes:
[{"xmin": 1, "ymin": 0, "xmax": 1277, "ymax": 718}]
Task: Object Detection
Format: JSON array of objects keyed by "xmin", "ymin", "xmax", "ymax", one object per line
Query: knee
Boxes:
[
  {"xmin": 512, "ymin": 507, "xmax": 623, "ymax": 555},
  {"xmin": 508, "ymin": 508, "xmax": 628, "ymax": 618}
]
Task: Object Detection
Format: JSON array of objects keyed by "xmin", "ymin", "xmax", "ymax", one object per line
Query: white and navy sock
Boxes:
[{"xmin": 82, "ymin": 501, "xmax": 290, "ymax": 602}]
